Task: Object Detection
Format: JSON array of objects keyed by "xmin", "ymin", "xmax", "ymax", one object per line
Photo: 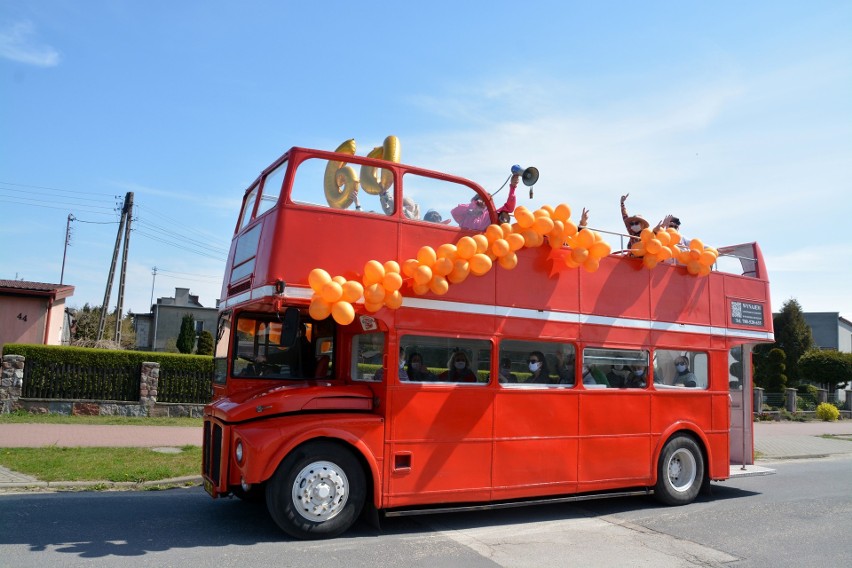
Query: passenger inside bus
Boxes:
[
  {"xmin": 672, "ymin": 356, "xmax": 698, "ymax": 387},
  {"xmin": 405, "ymin": 352, "xmax": 435, "ymax": 382},
  {"xmin": 554, "ymin": 347, "xmax": 575, "ymax": 384},
  {"xmin": 439, "ymin": 351, "xmax": 477, "ymax": 382},
  {"xmin": 526, "ymin": 351, "xmax": 551, "ymax": 384},
  {"xmin": 498, "ymin": 357, "xmax": 517, "ymax": 383},
  {"xmin": 625, "ymin": 365, "xmax": 648, "ymax": 388},
  {"xmin": 607, "ymin": 364, "xmax": 630, "ymax": 388}
]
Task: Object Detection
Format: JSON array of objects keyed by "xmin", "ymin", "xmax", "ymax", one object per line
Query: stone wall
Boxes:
[{"xmin": 1, "ymin": 354, "xmax": 205, "ymax": 417}]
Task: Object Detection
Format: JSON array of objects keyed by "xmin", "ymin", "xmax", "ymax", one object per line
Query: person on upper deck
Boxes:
[
  {"xmin": 620, "ymin": 194, "xmax": 649, "ymax": 248},
  {"xmin": 654, "ymin": 214, "xmax": 688, "ymax": 248},
  {"xmin": 438, "ymin": 351, "xmax": 478, "ymax": 383},
  {"xmin": 453, "ymin": 173, "xmax": 520, "ymax": 230}
]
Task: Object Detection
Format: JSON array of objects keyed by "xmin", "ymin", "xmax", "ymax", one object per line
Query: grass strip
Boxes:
[
  {"xmin": 0, "ymin": 412, "xmax": 202, "ymax": 427},
  {"xmin": 0, "ymin": 446, "xmax": 201, "ymax": 482}
]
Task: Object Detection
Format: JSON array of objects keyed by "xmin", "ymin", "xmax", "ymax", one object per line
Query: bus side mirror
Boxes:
[{"xmin": 279, "ymin": 307, "xmax": 300, "ymax": 348}]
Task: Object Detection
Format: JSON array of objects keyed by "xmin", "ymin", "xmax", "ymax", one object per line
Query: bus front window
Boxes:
[{"xmin": 231, "ymin": 313, "xmax": 333, "ymax": 380}]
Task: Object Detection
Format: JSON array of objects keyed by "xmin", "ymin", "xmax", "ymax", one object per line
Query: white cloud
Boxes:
[{"xmin": 0, "ymin": 21, "xmax": 60, "ymax": 67}]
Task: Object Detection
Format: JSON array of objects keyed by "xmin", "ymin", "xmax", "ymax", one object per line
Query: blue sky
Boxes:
[{"xmin": 1, "ymin": 1, "xmax": 850, "ymax": 321}]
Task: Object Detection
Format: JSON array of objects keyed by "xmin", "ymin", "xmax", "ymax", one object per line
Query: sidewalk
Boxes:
[{"xmin": 1, "ymin": 421, "xmax": 851, "ymax": 491}]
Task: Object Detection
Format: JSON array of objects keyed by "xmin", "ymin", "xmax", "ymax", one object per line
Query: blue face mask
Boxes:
[
  {"xmin": 634, "ymin": 369, "xmax": 645, "ymax": 377},
  {"xmin": 676, "ymin": 364, "xmax": 687, "ymax": 373},
  {"xmin": 454, "ymin": 361, "xmax": 466, "ymax": 370}
]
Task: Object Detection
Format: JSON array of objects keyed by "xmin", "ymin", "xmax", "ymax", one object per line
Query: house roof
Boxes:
[{"xmin": 0, "ymin": 280, "xmax": 75, "ymax": 300}]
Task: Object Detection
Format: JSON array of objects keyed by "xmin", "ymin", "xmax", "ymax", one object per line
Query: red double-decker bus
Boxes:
[{"xmin": 202, "ymin": 141, "xmax": 773, "ymax": 539}]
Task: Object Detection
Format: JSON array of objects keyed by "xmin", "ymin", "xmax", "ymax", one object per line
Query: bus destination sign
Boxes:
[{"xmin": 731, "ymin": 300, "xmax": 764, "ymax": 327}]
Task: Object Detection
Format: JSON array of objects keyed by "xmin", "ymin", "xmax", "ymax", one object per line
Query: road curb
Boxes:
[{"xmin": 0, "ymin": 475, "xmax": 202, "ymax": 493}]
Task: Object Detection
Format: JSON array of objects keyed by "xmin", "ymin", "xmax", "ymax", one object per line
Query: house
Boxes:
[
  {"xmin": 133, "ymin": 287, "xmax": 218, "ymax": 352},
  {"xmin": 803, "ymin": 312, "xmax": 852, "ymax": 353},
  {"xmin": 0, "ymin": 280, "xmax": 75, "ymax": 351}
]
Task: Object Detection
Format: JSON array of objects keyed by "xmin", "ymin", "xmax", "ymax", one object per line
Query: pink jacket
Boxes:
[{"xmin": 451, "ymin": 183, "xmax": 517, "ymax": 231}]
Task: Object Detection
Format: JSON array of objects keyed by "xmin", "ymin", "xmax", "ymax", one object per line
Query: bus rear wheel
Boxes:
[
  {"xmin": 265, "ymin": 441, "xmax": 365, "ymax": 540},
  {"xmin": 655, "ymin": 435, "xmax": 704, "ymax": 506}
]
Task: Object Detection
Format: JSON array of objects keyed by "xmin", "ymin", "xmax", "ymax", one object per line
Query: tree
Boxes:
[
  {"xmin": 196, "ymin": 330, "xmax": 214, "ymax": 355},
  {"xmin": 69, "ymin": 304, "xmax": 136, "ymax": 350},
  {"xmin": 177, "ymin": 313, "xmax": 196, "ymax": 354},
  {"xmin": 755, "ymin": 299, "xmax": 813, "ymax": 387},
  {"xmin": 798, "ymin": 349, "xmax": 852, "ymax": 392},
  {"xmin": 765, "ymin": 348, "xmax": 787, "ymax": 394}
]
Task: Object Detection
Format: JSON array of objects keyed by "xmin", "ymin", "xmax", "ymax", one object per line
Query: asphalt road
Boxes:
[{"xmin": 1, "ymin": 454, "xmax": 850, "ymax": 568}]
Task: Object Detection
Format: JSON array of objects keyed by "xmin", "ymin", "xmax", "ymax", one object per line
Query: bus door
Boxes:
[
  {"xmin": 728, "ymin": 345, "xmax": 753, "ymax": 465},
  {"xmin": 384, "ymin": 334, "xmax": 495, "ymax": 508}
]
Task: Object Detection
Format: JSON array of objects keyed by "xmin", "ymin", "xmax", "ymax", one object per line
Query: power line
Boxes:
[
  {"xmin": 0, "ymin": 180, "xmax": 110, "ymax": 196},
  {"xmin": 134, "ymin": 217, "xmax": 229, "ymax": 255},
  {"xmin": 135, "ymin": 202, "xmax": 229, "ymax": 246},
  {"xmin": 133, "ymin": 228, "xmax": 226, "ymax": 261},
  {"xmin": 0, "ymin": 186, "xmax": 112, "ymax": 205},
  {"xmin": 156, "ymin": 268, "xmax": 221, "ymax": 280},
  {"xmin": 0, "ymin": 197, "xmax": 118, "ymax": 215}
]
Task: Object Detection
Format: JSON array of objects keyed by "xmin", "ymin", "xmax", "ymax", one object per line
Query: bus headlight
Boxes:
[{"xmin": 235, "ymin": 440, "xmax": 244, "ymax": 464}]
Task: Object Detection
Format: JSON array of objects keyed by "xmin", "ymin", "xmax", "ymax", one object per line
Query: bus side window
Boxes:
[
  {"xmin": 654, "ymin": 349, "xmax": 708, "ymax": 389},
  {"xmin": 498, "ymin": 339, "xmax": 577, "ymax": 386},
  {"xmin": 582, "ymin": 347, "xmax": 649, "ymax": 389},
  {"xmin": 353, "ymin": 332, "xmax": 386, "ymax": 382},
  {"xmin": 400, "ymin": 335, "xmax": 490, "ymax": 384},
  {"xmin": 290, "ymin": 157, "xmax": 394, "ymax": 218}
]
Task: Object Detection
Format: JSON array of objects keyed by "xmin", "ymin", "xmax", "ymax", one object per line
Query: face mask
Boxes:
[
  {"xmin": 529, "ymin": 362, "xmax": 542, "ymax": 372},
  {"xmin": 676, "ymin": 364, "xmax": 687, "ymax": 372},
  {"xmin": 630, "ymin": 224, "xmax": 641, "ymax": 231},
  {"xmin": 411, "ymin": 362, "xmax": 421, "ymax": 370},
  {"xmin": 634, "ymin": 369, "xmax": 645, "ymax": 377},
  {"xmin": 454, "ymin": 361, "xmax": 466, "ymax": 370}
]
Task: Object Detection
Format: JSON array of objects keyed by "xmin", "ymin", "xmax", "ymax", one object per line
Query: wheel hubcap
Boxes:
[
  {"xmin": 292, "ymin": 461, "xmax": 349, "ymax": 522},
  {"xmin": 667, "ymin": 448, "xmax": 697, "ymax": 493}
]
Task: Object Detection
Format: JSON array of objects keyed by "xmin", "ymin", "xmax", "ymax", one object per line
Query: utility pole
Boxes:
[
  {"xmin": 97, "ymin": 192, "xmax": 133, "ymax": 342},
  {"xmin": 60, "ymin": 213, "xmax": 75, "ymax": 284},
  {"xmin": 113, "ymin": 192, "xmax": 134, "ymax": 344},
  {"xmin": 150, "ymin": 266, "xmax": 158, "ymax": 308}
]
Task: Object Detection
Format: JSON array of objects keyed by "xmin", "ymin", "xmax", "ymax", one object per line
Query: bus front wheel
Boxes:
[
  {"xmin": 265, "ymin": 441, "xmax": 366, "ymax": 539},
  {"xmin": 655, "ymin": 435, "xmax": 704, "ymax": 506}
]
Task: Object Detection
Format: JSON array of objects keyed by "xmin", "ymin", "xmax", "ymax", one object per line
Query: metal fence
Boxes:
[
  {"xmin": 158, "ymin": 368, "xmax": 212, "ymax": 404},
  {"xmin": 22, "ymin": 360, "xmax": 139, "ymax": 402}
]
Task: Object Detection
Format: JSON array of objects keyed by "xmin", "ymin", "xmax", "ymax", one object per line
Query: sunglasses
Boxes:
[{"xmin": 528, "ymin": 359, "xmax": 540, "ymax": 363}]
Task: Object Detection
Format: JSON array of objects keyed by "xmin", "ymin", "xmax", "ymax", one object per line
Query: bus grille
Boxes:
[{"xmin": 203, "ymin": 420, "xmax": 224, "ymax": 485}]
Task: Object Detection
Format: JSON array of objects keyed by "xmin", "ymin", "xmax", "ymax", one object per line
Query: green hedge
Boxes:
[{"xmin": 3, "ymin": 344, "xmax": 212, "ymax": 404}]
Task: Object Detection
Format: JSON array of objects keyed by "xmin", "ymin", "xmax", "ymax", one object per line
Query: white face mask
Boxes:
[
  {"xmin": 630, "ymin": 223, "xmax": 641, "ymax": 231},
  {"xmin": 634, "ymin": 369, "xmax": 645, "ymax": 377},
  {"xmin": 454, "ymin": 361, "xmax": 466, "ymax": 370},
  {"xmin": 676, "ymin": 364, "xmax": 687, "ymax": 373},
  {"xmin": 529, "ymin": 362, "xmax": 542, "ymax": 372}
]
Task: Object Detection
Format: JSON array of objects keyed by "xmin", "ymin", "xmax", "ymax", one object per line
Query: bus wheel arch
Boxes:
[
  {"xmin": 265, "ymin": 439, "xmax": 368, "ymax": 539},
  {"xmin": 654, "ymin": 433, "xmax": 706, "ymax": 506}
]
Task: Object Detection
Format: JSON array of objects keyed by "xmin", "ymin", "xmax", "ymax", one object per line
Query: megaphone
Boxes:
[{"xmin": 511, "ymin": 164, "xmax": 539, "ymax": 187}]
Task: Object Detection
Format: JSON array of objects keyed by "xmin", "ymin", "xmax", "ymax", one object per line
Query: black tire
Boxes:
[
  {"xmin": 265, "ymin": 441, "xmax": 366, "ymax": 540},
  {"xmin": 654, "ymin": 435, "xmax": 704, "ymax": 506}
]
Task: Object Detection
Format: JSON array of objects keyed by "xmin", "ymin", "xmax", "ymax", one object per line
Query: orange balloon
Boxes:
[
  {"xmin": 412, "ymin": 283, "xmax": 430, "ymax": 295},
  {"xmin": 500, "ymin": 222, "xmax": 514, "ymax": 238},
  {"xmin": 564, "ymin": 254, "xmax": 580, "ymax": 268},
  {"xmin": 365, "ymin": 300, "xmax": 384, "ymax": 313},
  {"xmin": 402, "ymin": 258, "xmax": 420, "ymax": 278},
  {"xmin": 643, "ymin": 255, "xmax": 659, "ymax": 269},
  {"xmin": 515, "ymin": 208, "xmax": 535, "ymax": 229},
  {"xmin": 456, "ymin": 236, "xmax": 477, "ymax": 259},
  {"xmin": 413, "ymin": 265, "xmax": 433, "ymax": 285},
  {"xmin": 433, "ymin": 256, "xmax": 454, "ymax": 276},
  {"xmin": 364, "ymin": 282, "xmax": 386, "ymax": 304},
  {"xmin": 631, "ymin": 242, "xmax": 646, "ymax": 257},
  {"xmin": 332, "ymin": 275, "xmax": 346, "ymax": 285},
  {"xmin": 667, "ymin": 228, "xmax": 682, "ymax": 245},
  {"xmin": 533, "ymin": 215, "xmax": 554, "ymax": 235},
  {"xmin": 646, "ymin": 238, "xmax": 661, "ymax": 254},
  {"xmin": 522, "ymin": 230, "xmax": 541, "ymax": 248},
  {"xmin": 553, "ymin": 203, "xmax": 571, "ymax": 222},
  {"xmin": 308, "ymin": 268, "xmax": 332, "ymax": 293},
  {"xmin": 363, "ymin": 260, "xmax": 385, "ymax": 285},
  {"xmin": 485, "ymin": 224, "xmax": 504, "ymax": 243},
  {"xmin": 563, "ymin": 220, "xmax": 578, "ymax": 237},
  {"xmin": 657, "ymin": 246, "xmax": 673, "ymax": 261},
  {"xmin": 540, "ymin": 204, "xmax": 555, "ymax": 216},
  {"xmin": 320, "ymin": 281, "xmax": 343, "ymax": 303},
  {"xmin": 699, "ymin": 250, "xmax": 716, "ymax": 267},
  {"xmin": 384, "ymin": 289, "xmax": 403, "ymax": 309},
  {"xmin": 331, "ymin": 301, "xmax": 355, "ymax": 325},
  {"xmin": 577, "ymin": 229, "xmax": 595, "ymax": 249},
  {"xmin": 469, "ymin": 253, "xmax": 493, "ymax": 276},
  {"xmin": 383, "ymin": 260, "xmax": 400, "ymax": 274},
  {"xmin": 689, "ymin": 238, "xmax": 704, "ymax": 251},
  {"xmin": 640, "ymin": 228, "xmax": 654, "ymax": 242},
  {"xmin": 582, "ymin": 258, "xmax": 600, "ymax": 273},
  {"xmin": 698, "ymin": 264, "xmax": 712, "ymax": 277},
  {"xmin": 656, "ymin": 231, "xmax": 671, "ymax": 246},
  {"xmin": 429, "ymin": 275, "xmax": 449, "ymax": 295},
  {"xmin": 448, "ymin": 259, "xmax": 470, "ymax": 284},
  {"xmin": 687, "ymin": 260, "xmax": 700, "ymax": 275},
  {"xmin": 589, "ymin": 241, "xmax": 611, "ymax": 259},
  {"xmin": 491, "ymin": 238, "xmax": 510, "ymax": 257},
  {"xmin": 572, "ymin": 247, "xmax": 589, "ymax": 263},
  {"xmin": 436, "ymin": 243, "xmax": 457, "ymax": 259},
  {"xmin": 678, "ymin": 250, "xmax": 692, "ymax": 265},
  {"xmin": 472, "ymin": 234, "xmax": 489, "ymax": 254},
  {"xmin": 533, "ymin": 208, "xmax": 550, "ymax": 219},
  {"xmin": 382, "ymin": 271, "xmax": 403, "ymax": 292},
  {"xmin": 341, "ymin": 280, "xmax": 364, "ymax": 302},
  {"xmin": 506, "ymin": 233, "xmax": 525, "ymax": 251},
  {"xmin": 309, "ymin": 298, "xmax": 332, "ymax": 320},
  {"xmin": 498, "ymin": 251, "xmax": 518, "ymax": 269},
  {"xmin": 417, "ymin": 246, "xmax": 437, "ymax": 267}
]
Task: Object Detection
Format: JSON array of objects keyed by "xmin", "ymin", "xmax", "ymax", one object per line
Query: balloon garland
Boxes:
[{"xmin": 628, "ymin": 227, "xmax": 718, "ymax": 276}]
